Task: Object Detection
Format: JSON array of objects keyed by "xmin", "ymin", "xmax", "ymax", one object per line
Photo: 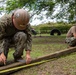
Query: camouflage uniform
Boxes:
[
  {"xmin": 65, "ymin": 26, "xmax": 76, "ymax": 47},
  {"xmin": 0, "ymin": 14, "xmax": 32, "ymax": 58}
]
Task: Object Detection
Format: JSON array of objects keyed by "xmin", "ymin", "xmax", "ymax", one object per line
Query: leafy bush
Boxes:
[{"xmin": 32, "ymin": 23, "xmax": 72, "ymax": 34}]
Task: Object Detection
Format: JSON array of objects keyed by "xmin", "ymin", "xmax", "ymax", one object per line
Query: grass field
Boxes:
[{"xmin": 8, "ymin": 34, "xmax": 76, "ymax": 75}]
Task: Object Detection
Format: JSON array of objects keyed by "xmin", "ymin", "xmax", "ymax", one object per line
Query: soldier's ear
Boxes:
[
  {"xmin": 12, "ymin": 13, "xmax": 14, "ymax": 22},
  {"xmin": 12, "ymin": 13, "xmax": 14, "ymax": 16}
]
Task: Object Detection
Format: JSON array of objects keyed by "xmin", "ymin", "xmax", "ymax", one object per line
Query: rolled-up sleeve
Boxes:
[{"xmin": 25, "ymin": 24, "xmax": 32, "ymax": 51}]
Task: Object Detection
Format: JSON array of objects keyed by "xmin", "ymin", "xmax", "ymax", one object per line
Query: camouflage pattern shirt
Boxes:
[{"xmin": 0, "ymin": 14, "xmax": 32, "ymax": 52}]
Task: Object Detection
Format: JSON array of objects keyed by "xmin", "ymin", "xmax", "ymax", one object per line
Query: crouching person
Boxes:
[
  {"xmin": 65, "ymin": 25, "xmax": 76, "ymax": 47},
  {"xmin": 0, "ymin": 9, "xmax": 32, "ymax": 65}
]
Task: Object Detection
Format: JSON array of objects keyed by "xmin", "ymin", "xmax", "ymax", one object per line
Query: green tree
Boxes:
[
  {"xmin": 0, "ymin": 0, "xmax": 76, "ymax": 23},
  {"xmin": 53, "ymin": 0, "xmax": 76, "ymax": 23}
]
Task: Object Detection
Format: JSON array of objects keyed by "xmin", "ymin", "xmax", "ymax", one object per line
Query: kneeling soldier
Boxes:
[{"xmin": 0, "ymin": 9, "xmax": 32, "ymax": 65}]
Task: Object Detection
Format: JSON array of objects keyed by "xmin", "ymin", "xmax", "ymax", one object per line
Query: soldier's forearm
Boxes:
[
  {"xmin": 73, "ymin": 33, "xmax": 76, "ymax": 38},
  {"xmin": 26, "ymin": 50, "xmax": 31, "ymax": 56}
]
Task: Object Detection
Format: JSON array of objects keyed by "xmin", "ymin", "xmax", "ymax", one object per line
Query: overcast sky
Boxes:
[
  {"xmin": 30, "ymin": 5, "xmax": 61, "ymax": 26},
  {"xmin": 0, "ymin": 0, "xmax": 60, "ymax": 26}
]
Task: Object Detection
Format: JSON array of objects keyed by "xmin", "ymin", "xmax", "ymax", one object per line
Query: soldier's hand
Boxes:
[
  {"xmin": 0, "ymin": 52, "xmax": 6, "ymax": 65},
  {"xmin": 26, "ymin": 54, "xmax": 31, "ymax": 64}
]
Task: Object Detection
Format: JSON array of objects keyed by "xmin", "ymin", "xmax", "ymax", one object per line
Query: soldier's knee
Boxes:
[
  {"xmin": 67, "ymin": 37, "xmax": 76, "ymax": 47},
  {"xmin": 15, "ymin": 32, "xmax": 27, "ymax": 41},
  {"xmin": 19, "ymin": 32, "xmax": 27, "ymax": 40}
]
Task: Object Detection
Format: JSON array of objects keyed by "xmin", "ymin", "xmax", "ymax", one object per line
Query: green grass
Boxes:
[
  {"xmin": 7, "ymin": 34, "xmax": 67, "ymax": 60},
  {"xmin": 8, "ymin": 34, "xmax": 76, "ymax": 75},
  {"xmin": 31, "ymin": 43, "xmax": 67, "ymax": 58},
  {"xmin": 12, "ymin": 52, "xmax": 76, "ymax": 75},
  {"xmin": 33, "ymin": 33, "xmax": 66, "ymax": 37}
]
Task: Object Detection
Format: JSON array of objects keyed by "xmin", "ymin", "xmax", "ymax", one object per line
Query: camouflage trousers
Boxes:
[
  {"xmin": 65, "ymin": 37, "xmax": 76, "ymax": 47},
  {"xmin": 0, "ymin": 32, "xmax": 27, "ymax": 59}
]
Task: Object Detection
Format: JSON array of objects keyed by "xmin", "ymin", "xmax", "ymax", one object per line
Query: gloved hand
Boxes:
[{"xmin": 0, "ymin": 52, "xmax": 6, "ymax": 65}]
